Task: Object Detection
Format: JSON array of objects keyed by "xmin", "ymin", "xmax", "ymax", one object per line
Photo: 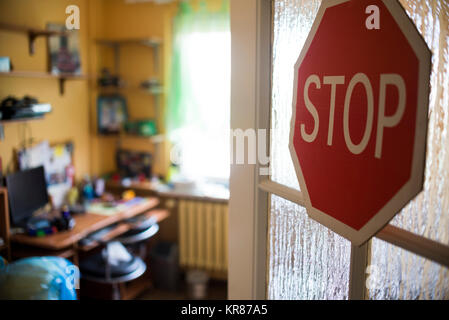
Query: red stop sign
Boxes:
[{"xmin": 289, "ymin": 0, "xmax": 431, "ymax": 245}]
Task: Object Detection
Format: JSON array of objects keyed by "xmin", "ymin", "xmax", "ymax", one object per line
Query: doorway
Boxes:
[{"xmin": 229, "ymin": 0, "xmax": 449, "ymax": 300}]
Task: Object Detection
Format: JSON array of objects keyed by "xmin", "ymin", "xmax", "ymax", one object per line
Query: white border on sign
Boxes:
[{"xmin": 288, "ymin": 0, "xmax": 432, "ymax": 246}]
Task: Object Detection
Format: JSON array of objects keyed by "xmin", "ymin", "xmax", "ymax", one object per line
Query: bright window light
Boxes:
[{"xmin": 171, "ymin": 29, "xmax": 231, "ymax": 182}]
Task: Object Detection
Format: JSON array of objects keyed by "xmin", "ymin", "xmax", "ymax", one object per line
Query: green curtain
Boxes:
[
  {"xmin": 165, "ymin": 0, "xmax": 231, "ymax": 180},
  {"xmin": 166, "ymin": 0, "xmax": 230, "ymax": 138}
]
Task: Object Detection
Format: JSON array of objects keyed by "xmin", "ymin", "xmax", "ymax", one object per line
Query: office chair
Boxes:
[
  {"xmin": 79, "ymin": 215, "xmax": 159, "ymax": 299},
  {"xmin": 79, "ymin": 241, "xmax": 147, "ymax": 300},
  {"xmin": 116, "ymin": 215, "xmax": 159, "ymax": 259}
]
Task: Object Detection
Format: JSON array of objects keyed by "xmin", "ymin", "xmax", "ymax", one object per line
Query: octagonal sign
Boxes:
[{"xmin": 289, "ymin": 0, "xmax": 431, "ymax": 245}]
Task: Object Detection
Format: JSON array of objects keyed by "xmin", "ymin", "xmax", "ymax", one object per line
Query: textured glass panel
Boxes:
[
  {"xmin": 269, "ymin": 0, "xmax": 350, "ymax": 300},
  {"xmin": 370, "ymin": 238, "xmax": 449, "ymax": 299},
  {"xmin": 270, "ymin": 0, "xmax": 448, "ymax": 300},
  {"xmin": 269, "ymin": 195, "xmax": 351, "ymax": 299},
  {"xmin": 387, "ymin": 0, "xmax": 449, "ymax": 245},
  {"xmin": 370, "ymin": 0, "xmax": 449, "ymax": 299},
  {"xmin": 270, "ymin": 0, "xmax": 321, "ymax": 190}
]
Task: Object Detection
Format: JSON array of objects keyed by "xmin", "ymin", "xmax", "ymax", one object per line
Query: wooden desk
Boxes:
[
  {"xmin": 8, "ymin": 197, "xmax": 170, "ymax": 300},
  {"xmin": 106, "ymin": 181, "xmax": 229, "ymax": 246},
  {"xmin": 10, "ymin": 197, "xmax": 164, "ymax": 251},
  {"xmin": 0, "ymin": 188, "xmax": 11, "ymax": 261}
]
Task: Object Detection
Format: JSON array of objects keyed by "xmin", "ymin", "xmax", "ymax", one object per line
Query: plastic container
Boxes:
[
  {"xmin": 149, "ymin": 242, "xmax": 179, "ymax": 291},
  {"xmin": 186, "ymin": 269, "xmax": 209, "ymax": 300}
]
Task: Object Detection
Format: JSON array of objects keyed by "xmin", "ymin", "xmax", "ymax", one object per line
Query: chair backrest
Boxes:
[{"xmin": 116, "ymin": 223, "xmax": 159, "ymax": 245}]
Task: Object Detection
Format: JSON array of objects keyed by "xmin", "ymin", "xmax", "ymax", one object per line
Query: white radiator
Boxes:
[{"xmin": 178, "ymin": 200, "xmax": 228, "ymax": 275}]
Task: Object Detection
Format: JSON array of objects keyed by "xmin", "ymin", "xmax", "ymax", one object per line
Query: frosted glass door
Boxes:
[
  {"xmin": 269, "ymin": 0, "xmax": 351, "ymax": 300},
  {"xmin": 268, "ymin": 0, "xmax": 449, "ymax": 300},
  {"xmin": 368, "ymin": 0, "xmax": 449, "ymax": 300}
]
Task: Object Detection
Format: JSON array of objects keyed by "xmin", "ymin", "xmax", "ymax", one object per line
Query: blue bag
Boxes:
[{"xmin": 0, "ymin": 256, "xmax": 78, "ymax": 300}]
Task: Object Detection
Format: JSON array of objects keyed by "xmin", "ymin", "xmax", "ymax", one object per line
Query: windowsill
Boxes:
[
  {"xmin": 156, "ymin": 181, "xmax": 229, "ymax": 202},
  {"xmin": 106, "ymin": 179, "xmax": 229, "ymax": 203}
]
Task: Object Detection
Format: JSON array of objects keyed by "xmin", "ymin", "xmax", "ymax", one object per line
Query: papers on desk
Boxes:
[
  {"xmin": 18, "ymin": 141, "xmax": 74, "ymax": 208},
  {"xmin": 86, "ymin": 197, "xmax": 148, "ymax": 216}
]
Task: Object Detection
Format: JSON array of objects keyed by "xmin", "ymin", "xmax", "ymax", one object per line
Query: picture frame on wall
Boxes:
[
  {"xmin": 97, "ymin": 95, "xmax": 128, "ymax": 135},
  {"xmin": 47, "ymin": 23, "xmax": 82, "ymax": 75}
]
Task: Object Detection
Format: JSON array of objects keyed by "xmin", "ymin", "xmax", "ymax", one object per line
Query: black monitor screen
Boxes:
[{"xmin": 6, "ymin": 166, "xmax": 49, "ymax": 226}]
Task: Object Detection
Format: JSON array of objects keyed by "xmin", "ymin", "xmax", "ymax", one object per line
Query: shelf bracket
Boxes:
[
  {"xmin": 59, "ymin": 77, "xmax": 66, "ymax": 95},
  {"xmin": 27, "ymin": 31, "xmax": 38, "ymax": 56}
]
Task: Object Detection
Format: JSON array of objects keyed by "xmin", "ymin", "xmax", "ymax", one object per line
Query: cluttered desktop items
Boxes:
[
  {"xmin": 5, "ymin": 165, "xmax": 155, "ymax": 239},
  {"xmin": 116, "ymin": 149, "xmax": 152, "ymax": 180},
  {"xmin": 5, "ymin": 166, "xmax": 75, "ymax": 237}
]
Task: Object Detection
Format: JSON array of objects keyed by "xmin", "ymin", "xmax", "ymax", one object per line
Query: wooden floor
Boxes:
[{"xmin": 137, "ymin": 280, "xmax": 227, "ymax": 300}]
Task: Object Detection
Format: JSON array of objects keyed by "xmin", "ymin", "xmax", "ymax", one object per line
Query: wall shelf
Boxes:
[
  {"xmin": 121, "ymin": 133, "xmax": 165, "ymax": 143},
  {"xmin": 98, "ymin": 133, "xmax": 164, "ymax": 144},
  {"xmin": 0, "ymin": 112, "xmax": 47, "ymax": 141},
  {"xmin": 0, "ymin": 116, "xmax": 44, "ymax": 125},
  {"xmin": 0, "ymin": 23, "xmax": 86, "ymax": 95},
  {"xmin": 95, "ymin": 37, "xmax": 164, "ymax": 148},
  {"xmin": 97, "ymin": 83, "xmax": 164, "ymax": 96},
  {"xmin": 95, "ymin": 37, "xmax": 162, "ymax": 74},
  {"xmin": 96, "ymin": 38, "xmax": 161, "ymax": 48},
  {"xmin": 0, "ymin": 22, "xmax": 67, "ymax": 56},
  {"xmin": 0, "ymin": 71, "xmax": 87, "ymax": 95}
]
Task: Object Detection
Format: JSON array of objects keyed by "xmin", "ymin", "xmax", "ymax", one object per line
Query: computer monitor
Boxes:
[{"xmin": 6, "ymin": 166, "xmax": 49, "ymax": 227}]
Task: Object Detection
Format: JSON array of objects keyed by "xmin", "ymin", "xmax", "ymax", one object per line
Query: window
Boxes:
[{"xmin": 167, "ymin": 1, "xmax": 231, "ymax": 182}]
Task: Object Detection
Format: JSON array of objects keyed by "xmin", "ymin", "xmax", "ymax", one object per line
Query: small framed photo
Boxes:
[
  {"xmin": 97, "ymin": 95, "xmax": 128, "ymax": 135},
  {"xmin": 47, "ymin": 23, "xmax": 81, "ymax": 75}
]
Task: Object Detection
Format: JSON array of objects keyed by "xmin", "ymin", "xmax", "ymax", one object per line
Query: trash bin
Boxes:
[
  {"xmin": 149, "ymin": 242, "xmax": 179, "ymax": 291},
  {"xmin": 186, "ymin": 269, "xmax": 209, "ymax": 300}
]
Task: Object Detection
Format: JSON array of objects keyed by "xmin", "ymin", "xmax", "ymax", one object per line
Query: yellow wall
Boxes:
[
  {"xmin": 0, "ymin": 0, "xmax": 175, "ymax": 178},
  {"xmin": 89, "ymin": 0, "xmax": 225, "ymax": 178},
  {"xmin": 89, "ymin": 0, "xmax": 178, "ymax": 177},
  {"xmin": 0, "ymin": 0, "xmax": 225, "ymax": 180},
  {"xmin": 0, "ymin": 0, "xmax": 90, "ymax": 179}
]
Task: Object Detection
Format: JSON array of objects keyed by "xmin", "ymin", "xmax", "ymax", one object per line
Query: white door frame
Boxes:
[
  {"xmin": 228, "ymin": 0, "xmax": 271, "ymax": 300},
  {"xmin": 228, "ymin": 0, "xmax": 449, "ymax": 300}
]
